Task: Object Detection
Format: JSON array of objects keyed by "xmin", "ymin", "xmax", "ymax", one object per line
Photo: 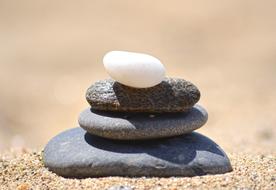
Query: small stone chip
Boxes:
[{"xmin": 107, "ymin": 185, "xmax": 133, "ymax": 190}]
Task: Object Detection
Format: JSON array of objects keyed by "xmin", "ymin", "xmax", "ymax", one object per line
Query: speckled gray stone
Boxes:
[
  {"xmin": 43, "ymin": 127, "xmax": 232, "ymax": 178},
  {"xmin": 86, "ymin": 78, "xmax": 200, "ymax": 113},
  {"xmin": 78, "ymin": 105, "xmax": 208, "ymax": 140}
]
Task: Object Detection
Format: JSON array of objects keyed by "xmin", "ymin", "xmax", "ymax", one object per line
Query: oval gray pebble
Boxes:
[
  {"xmin": 43, "ymin": 127, "xmax": 232, "ymax": 178},
  {"xmin": 78, "ymin": 105, "xmax": 208, "ymax": 140}
]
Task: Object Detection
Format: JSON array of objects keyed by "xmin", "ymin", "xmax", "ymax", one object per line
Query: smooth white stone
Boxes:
[{"xmin": 103, "ymin": 51, "xmax": 166, "ymax": 88}]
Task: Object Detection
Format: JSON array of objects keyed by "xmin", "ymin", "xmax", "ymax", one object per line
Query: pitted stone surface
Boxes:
[{"xmin": 86, "ymin": 78, "xmax": 200, "ymax": 113}]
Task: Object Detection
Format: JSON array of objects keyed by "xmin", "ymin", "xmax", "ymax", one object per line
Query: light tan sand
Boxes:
[{"xmin": 0, "ymin": 150, "xmax": 275, "ymax": 190}]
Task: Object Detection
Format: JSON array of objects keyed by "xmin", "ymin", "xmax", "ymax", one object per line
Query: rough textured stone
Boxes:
[
  {"xmin": 86, "ymin": 78, "xmax": 200, "ymax": 113},
  {"xmin": 78, "ymin": 105, "xmax": 208, "ymax": 140},
  {"xmin": 43, "ymin": 128, "xmax": 232, "ymax": 178}
]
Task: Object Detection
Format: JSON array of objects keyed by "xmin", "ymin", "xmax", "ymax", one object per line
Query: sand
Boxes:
[{"xmin": 0, "ymin": 149, "xmax": 275, "ymax": 190}]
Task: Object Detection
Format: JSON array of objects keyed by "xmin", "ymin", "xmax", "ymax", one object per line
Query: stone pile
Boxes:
[{"xmin": 43, "ymin": 51, "xmax": 232, "ymax": 178}]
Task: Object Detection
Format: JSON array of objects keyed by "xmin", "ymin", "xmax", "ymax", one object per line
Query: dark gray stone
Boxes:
[
  {"xmin": 86, "ymin": 78, "xmax": 200, "ymax": 113},
  {"xmin": 78, "ymin": 105, "xmax": 208, "ymax": 140},
  {"xmin": 43, "ymin": 128, "xmax": 232, "ymax": 178}
]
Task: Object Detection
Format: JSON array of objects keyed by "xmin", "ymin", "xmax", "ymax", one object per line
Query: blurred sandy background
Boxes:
[{"xmin": 0, "ymin": 0, "xmax": 275, "ymax": 154}]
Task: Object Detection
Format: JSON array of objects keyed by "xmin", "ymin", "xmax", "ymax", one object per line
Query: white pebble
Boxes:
[{"xmin": 103, "ymin": 51, "xmax": 166, "ymax": 88}]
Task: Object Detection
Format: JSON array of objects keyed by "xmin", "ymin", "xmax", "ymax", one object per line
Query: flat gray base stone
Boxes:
[
  {"xmin": 79, "ymin": 105, "xmax": 208, "ymax": 140},
  {"xmin": 43, "ymin": 128, "xmax": 232, "ymax": 178},
  {"xmin": 86, "ymin": 78, "xmax": 200, "ymax": 113}
]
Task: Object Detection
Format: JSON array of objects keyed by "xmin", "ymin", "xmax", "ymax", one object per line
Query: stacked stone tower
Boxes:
[{"xmin": 44, "ymin": 51, "xmax": 232, "ymax": 177}]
